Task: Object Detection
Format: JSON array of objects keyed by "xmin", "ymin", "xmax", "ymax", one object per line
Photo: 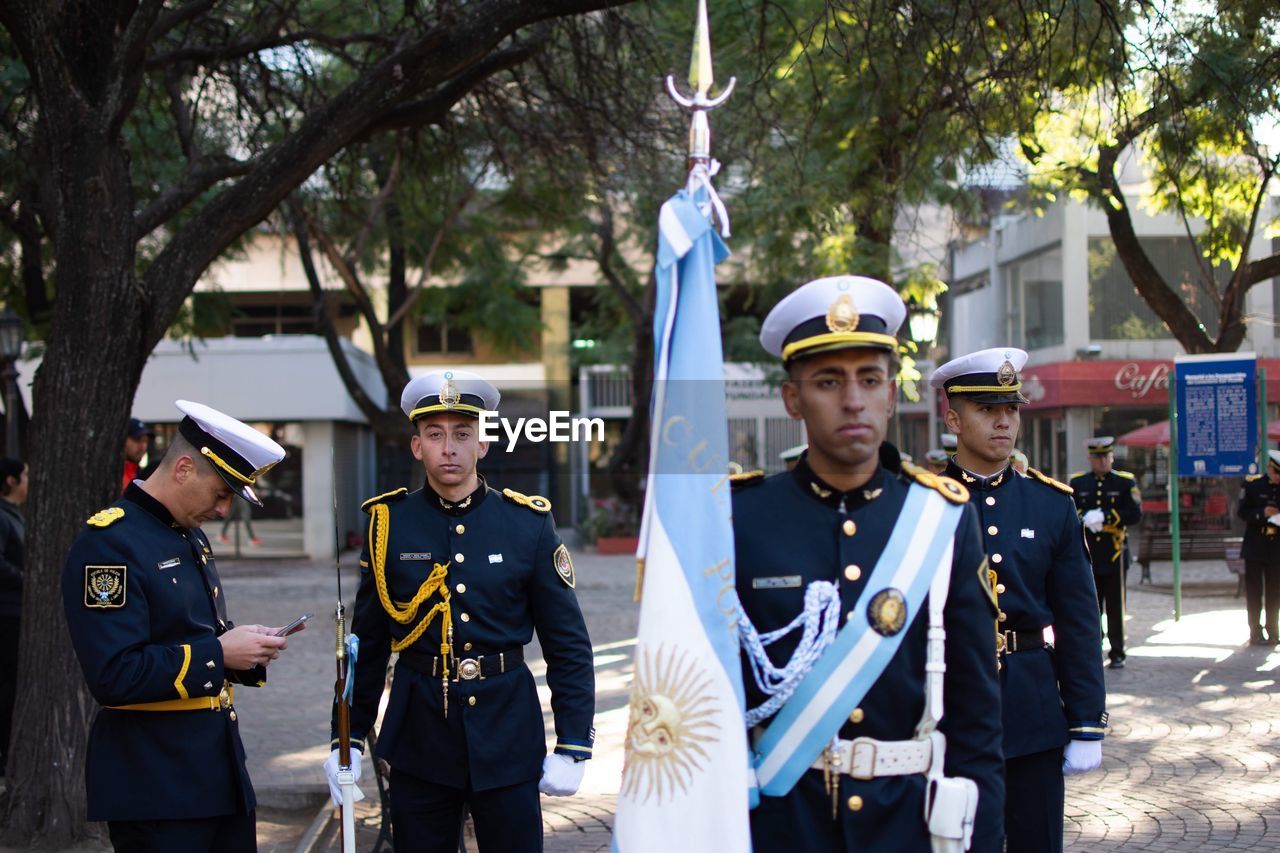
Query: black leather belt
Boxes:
[
  {"xmin": 398, "ymin": 645, "xmax": 523, "ymax": 681},
  {"xmin": 998, "ymin": 629, "xmax": 1048, "ymax": 654}
]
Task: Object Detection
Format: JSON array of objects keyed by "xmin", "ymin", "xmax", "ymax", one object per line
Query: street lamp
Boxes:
[
  {"xmin": 0, "ymin": 309, "xmax": 25, "ymax": 458},
  {"xmin": 907, "ymin": 300, "xmax": 940, "ymax": 350}
]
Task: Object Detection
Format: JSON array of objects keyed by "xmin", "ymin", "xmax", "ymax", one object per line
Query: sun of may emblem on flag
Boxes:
[{"xmin": 621, "ymin": 645, "xmax": 721, "ymax": 804}]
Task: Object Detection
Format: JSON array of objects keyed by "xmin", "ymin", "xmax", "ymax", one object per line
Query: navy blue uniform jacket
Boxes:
[
  {"xmin": 946, "ymin": 462, "xmax": 1107, "ymax": 758},
  {"xmin": 335, "ymin": 480, "xmax": 595, "ymax": 790},
  {"xmin": 1238, "ymin": 475, "xmax": 1280, "ymax": 562},
  {"xmin": 62, "ymin": 483, "xmax": 265, "ymax": 821},
  {"xmin": 735, "ymin": 448, "xmax": 1004, "ymax": 852},
  {"xmin": 1068, "ymin": 470, "xmax": 1143, "ymax": 576}
]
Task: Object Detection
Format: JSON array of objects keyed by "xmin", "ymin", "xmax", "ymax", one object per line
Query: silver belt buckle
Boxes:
[{"xmin": 456, "ymin": 658, "xmax": 482, "ymax": 680}]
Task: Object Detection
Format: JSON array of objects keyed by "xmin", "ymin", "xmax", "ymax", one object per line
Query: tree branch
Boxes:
[{"xmin": 134, "ymin": 156, "xmax": 254, "ymax": 238}]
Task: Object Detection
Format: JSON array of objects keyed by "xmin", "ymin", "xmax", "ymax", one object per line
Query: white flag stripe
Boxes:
[
  {"xmin": 757, "ymin": 492, "xmax": 947, "ymax": 784},
  {"xmin": 658, "ymin": 202, "xmax": 693, "ymax": 258},
  {"xmin": 614, "ymin": 512, "xmax": 751, "ymax": 850}
]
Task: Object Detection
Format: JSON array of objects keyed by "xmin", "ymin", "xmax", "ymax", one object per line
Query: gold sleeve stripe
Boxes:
[{"xmin": 174, "ymin": 644, "xmax": 192, "ymax": 699}]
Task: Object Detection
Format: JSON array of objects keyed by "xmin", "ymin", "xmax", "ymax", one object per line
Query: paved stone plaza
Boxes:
[{"xmin": 15, "ymin": 551, "xmax": 1277, "ymax": 851}]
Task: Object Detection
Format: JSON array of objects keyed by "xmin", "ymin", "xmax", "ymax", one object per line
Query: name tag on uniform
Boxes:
[
  {"xmin": 489, "ymin": 553, "xmax": 503, "ymax": 564},
  {"xmin": 157, "ymin": 557, "xmax": 181, "ymax": 570},
  {"xmin": 1021, "ymin": 529, "xmax": 1036, "ymax": 539},
  {"xmin": 752, "ymin": 575, "xmax": 802, "ymax": 590},
  {"xmin": 400, "ymin": 552, "xmax": 432, "ymax": 561}
]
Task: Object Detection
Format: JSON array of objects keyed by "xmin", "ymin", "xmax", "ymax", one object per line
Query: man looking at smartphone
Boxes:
[{"xmin": 63, "ymin": 401, "xmax": 291, "ymax": 852}]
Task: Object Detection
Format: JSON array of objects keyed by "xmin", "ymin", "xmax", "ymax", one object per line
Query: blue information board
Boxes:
[{"xmin": 1174, "ymin": 353, "xmax": 1258, "ymax": 477}]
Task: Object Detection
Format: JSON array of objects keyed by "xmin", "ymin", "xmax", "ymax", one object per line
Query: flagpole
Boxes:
[{"xmin": 639, "ymin": 0, "xmax": 737, "ymax": 601}]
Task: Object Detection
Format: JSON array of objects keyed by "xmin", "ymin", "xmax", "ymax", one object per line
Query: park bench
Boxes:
[{"xmin": 1134, "ymin": 531, "xmax": 1244, "ymax": 595}]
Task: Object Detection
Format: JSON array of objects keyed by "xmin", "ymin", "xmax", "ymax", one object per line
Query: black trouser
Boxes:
[
  {"xmin": 107, "ymin": 811, "xmax": 256, "ymax": 852},
  {"xmin": 1004, "ymin": 747, "xmax": 1064, "ymax": 853},
  {"xmin": 1244, "ymin": 559, "xmax": 1280, "ymax": 641},
  {"xmin": 389, "ymin": 766, "xmax": 541, "ymax": 853},
  {"xmin": 0, "ymin": 610, "xmax": 18, "ymax": 772},
  {"xmin": 1094, "ymin": 571, "xmax": 1125, "ymax": 661}
]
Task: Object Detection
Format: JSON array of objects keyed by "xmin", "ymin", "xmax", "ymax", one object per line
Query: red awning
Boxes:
[
  {"xmin": 1117, "ymin": 420, "xmax": 1170, "ymax": 448},
  {"xmin": 1117, "ymin": 418, "xmax": 1280, "ymax": 448}
]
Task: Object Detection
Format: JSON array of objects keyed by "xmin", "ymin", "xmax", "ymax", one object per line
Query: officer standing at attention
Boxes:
[
  {"xmin": 734, "ymin": 276, "xmax": 1004, "ymax": 852},
  {"xmin": 1237, "ymin": 450, "xmax": 1280, "ymax": 646},
  {"xmin": 1069, "ymin": 437, "xmax": 1142, "ymax": 668},
  {"xmin": 63, "ymin": 401, "xmax": 291, "ymax": 852},
  {"xmin": 931, "ymin": 349, "xmax": 1107, "ymax": 853},
  {"xmin": 328, "ymin": 369, "xmax": 595, "ymax": 852}
]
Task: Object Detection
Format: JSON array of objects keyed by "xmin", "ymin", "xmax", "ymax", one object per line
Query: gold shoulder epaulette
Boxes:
[
  {"xmin": 361, "ymin": 487, "xmax": 408, "ymax": 513},
  {"xmin": 730, "ymin": 470, "xmax": 765, "ymax": 489},
  {"xmin": 86, "ymin": 507, "xmax": 125, "ymax": 528},
  {"xmin": 1113, "ymin": 470, "xmax": 1136, "ymax": 480},
  {"xmin": 1029, "ymin": 468, "xmax": 1073, "ymax": 495},
  {"xmin": 1246, "ymin": 474, "xmax": 1263, "ymax": 482},
  {"xmin": 1068, "ymin": 471, "xmax": 1087, "ymax": 481},
  {"xmin": 901, "ymin": 460, "xmax": 969, "ymax": 505},
  {"xmin": 503, "ymin": 488, "xmax": 552, "ymax": 513}
]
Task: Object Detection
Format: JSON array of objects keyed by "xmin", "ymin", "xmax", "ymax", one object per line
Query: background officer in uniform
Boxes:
[
  {"xmin": 1237, "ymin": 450, "xmax": 1280, "ymax": 646},
  {"xmin": 931, "ymin": 349, "xmax": 1107, "ymax": 853},
  {"xmin": 1070, "ymin": 437, "xmax": 1142, "ymax": 668},
  {"xmin": 328, "ymin": 369, "xmax": 595, "ymax": 852},
  {"xmin": 924, "ymin": 448, "xmax": 950, "ymax": 475},
  {"xmin": 63, "ymin": 401, "xmax": 291, "ymax": 852},
  {"xmin": 735, "ymin": 276, "xmax": 1004, "ymax": 852}
]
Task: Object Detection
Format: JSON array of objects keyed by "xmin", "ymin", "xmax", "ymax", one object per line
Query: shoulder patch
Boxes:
[
  {"xmin": 1029, "ymin": 467, "xmax": 1073, "ymax": 495},
  {"xmin": 361, "ymin": 487, "xmax": 408, "ymax": 514},
  {"xmin": 553, "ymin": 544, "xmax": 575, "ymax": 588},
  {"xmin": 1068, "ymin": 471, "xmax": 1087, "ymax": 481},
  {"xmin": 503, "ymin": 488, "xmax": 552, "ymax": 513},
  {"xmin": 900, "ymin": 460, "xmax": 969, "ymax": 504},
  {"xmin": 86, "ymin": 507, "xmax": 125, "ymax": 528},
  {"xmin": 1113, "ymin": 469, "xmax": 1135, "ymax": 480},
  {"xmin": 730, "ymin": 470, "xmax": 765, "ymax": 490},
  {"xmin": 84, "ymin": 565, "xmax": 127, "ymax": 608}
]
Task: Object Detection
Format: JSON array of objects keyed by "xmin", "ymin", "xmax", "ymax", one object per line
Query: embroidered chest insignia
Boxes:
[
  {"xmin": 157, "ymin": 557, "xmax": 181, "ymax": 570},
  {"xmin": 868, "ymin": 588, "xmax": 907, "ymax": 636},
  {"xmin": 400, "ymin": 552, "xmax": 432, "ymax": 561},
  {"xmin": 489, "ymin": 553, "xmax": 503, "ymax": 564},
  {"xmin": 1021, "ymin": 529, "xmax": 1036, "ymax": 539},
  {"xmin": 751, "ymin": 575, "xmax": 802, "ymax": 589},
  {"xmin": 553, "ymin": 544, "xmax": 575, "ymax": 588},
  {"xmin": 84, "ymin": 565, "xmax": 126, "ymax": 608}
]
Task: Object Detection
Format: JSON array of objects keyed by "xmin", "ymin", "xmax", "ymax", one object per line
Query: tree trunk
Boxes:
[{"xmin": 2, "ymin": 112, "xmax": 147, "ymax": 845}]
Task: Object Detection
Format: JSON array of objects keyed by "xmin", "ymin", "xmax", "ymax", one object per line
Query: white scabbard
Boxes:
[{"xmin": 338, "ymin": 767, "xmax": 356, "ymax": 853}]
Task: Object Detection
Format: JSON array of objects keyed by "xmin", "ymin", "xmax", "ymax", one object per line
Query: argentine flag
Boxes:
[{"xmin": 611, "ymin": 184, "xmax": 751, "ymax": 851}]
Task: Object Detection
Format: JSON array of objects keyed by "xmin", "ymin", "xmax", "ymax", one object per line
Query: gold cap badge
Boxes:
[
  {"xmin": 997, "ymin": 360, "xmax": 1016, "ymax": 387},
  {"xmin": 440, "ymin": 374, "xmax": 461, "ymax": 408},
  {"xmin": 826, "ymin": 294, "xmax": 859, "ymax": 334}
]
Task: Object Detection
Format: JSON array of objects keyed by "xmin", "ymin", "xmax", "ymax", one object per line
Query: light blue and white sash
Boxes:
[{"xmin": 752, "ymin": 484, "xmax": 964, "ymax": 797}]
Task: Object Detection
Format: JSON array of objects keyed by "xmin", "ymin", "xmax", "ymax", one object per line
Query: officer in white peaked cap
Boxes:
[{"xmin": 62, "ymin": 401, "xmax": 291, "ymax": 850}]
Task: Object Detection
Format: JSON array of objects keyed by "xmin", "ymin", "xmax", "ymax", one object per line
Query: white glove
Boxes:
[
  {"xmin": 538, "ymin": 753, "xmax": 585, "ymax": 796},
  {"xmin": 1062, "ymin": 740, "xmax": 1102, "ymax": 776},
  {"xmin": 324, "ymin": 748, "xmax": 367, "ymax": 807},
  {"xmin": 1268, "ymin": 513, "xmax": 1280, "ymax": 527},
  {"xmin": 1082, "ymin": 508, "xmax": 1105, "ymax": 533}
]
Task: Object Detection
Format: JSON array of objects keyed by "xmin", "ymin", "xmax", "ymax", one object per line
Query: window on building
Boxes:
[
  {"xmin": 231, "ymin": 302, "xmax": 317, "ymax": 337},
  {"xmin": 1088, "ymin": 236, "xmax": 1227, "ymax": 340},
  {"xmin": 417, "ymin": 321, "xmax": 473, "ymax": 355},
  {"xmin": 1005, "ymin": 247, "xmax": 1064, "ymax": 350}
]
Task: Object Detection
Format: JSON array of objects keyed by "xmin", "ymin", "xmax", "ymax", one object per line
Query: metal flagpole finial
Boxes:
[{"xmin": 666, "ymin": 0, "xmax": 735, "ymax": 165}]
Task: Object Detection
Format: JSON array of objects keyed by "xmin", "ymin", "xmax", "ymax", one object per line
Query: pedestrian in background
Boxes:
[
  {"xmin": 1237, "ymin": 450, "xmax": 1280, "ymax": 646},
  {"xmin": 121, "ymin": 416, "xmax": 154, "ymax": 493},
  {"xmin": 0, "ymin": 457, "xmax": 26, "ymax": 776}
]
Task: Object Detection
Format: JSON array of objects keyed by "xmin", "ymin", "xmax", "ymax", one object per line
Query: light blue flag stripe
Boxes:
[
  {"xmin": 650, "ymin": 188, "xmax": 739, "ymax": 696},
  {"xmin": 754, "ymin": 487, "xmax": 963, "ymax": 794}
]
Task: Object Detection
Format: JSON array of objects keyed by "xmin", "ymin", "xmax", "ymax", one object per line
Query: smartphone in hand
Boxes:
[{"xmin": 274, "ymin": 613, "xmax": 314, "ymax": 637}]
